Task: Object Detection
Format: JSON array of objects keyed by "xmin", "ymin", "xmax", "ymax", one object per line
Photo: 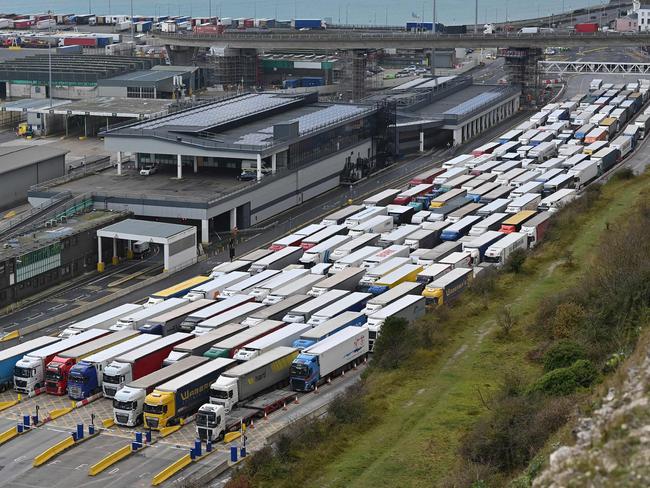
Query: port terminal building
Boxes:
[{"xmin": 29, "ymin": 92, "xmax": 383, "ymax": 244}]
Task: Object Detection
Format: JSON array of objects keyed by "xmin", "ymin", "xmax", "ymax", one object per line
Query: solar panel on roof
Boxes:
[{"xmin": 443, "ymin": 91, "xmax": 503, "ymax": 116}]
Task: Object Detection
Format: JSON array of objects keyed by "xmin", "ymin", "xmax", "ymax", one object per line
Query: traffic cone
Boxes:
[
  {"xmin": 249, "ymin": 419, "xmax": 254, "ymax": 429},
  {"xmin": 282, "ymin": 402, "xmax": 287, "ymax": 411},
  {"xmin": 314, "ymin": 384, "xmax": 319, "ymax": 394},
  {"xmin": 342, "ymin": 369, "xmax": 345, "ymax": 376},
  {"xmin": 294, "ymin": 395, "xmax": 299, "ymax": 404},
  {"xmin": 264, "ymin": 410, "xmax": 268, "ymax": 419}
]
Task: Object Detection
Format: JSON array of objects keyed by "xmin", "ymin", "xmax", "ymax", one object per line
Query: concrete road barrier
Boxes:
[
  {"xmin": 88, "ymin": 445, "xmax": 132, "ymax": 476},
  {"xmin": 33, "ymin": 436, "xmax": 75, "ymax": 467},
  {"xmin": 151, "ymin": 453, "xmax": 192, "ymax": 486}
]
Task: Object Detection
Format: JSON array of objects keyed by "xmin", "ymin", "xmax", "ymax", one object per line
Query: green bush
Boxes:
[
  {"xmin": 543, "ymin": 340, "xmax": 587, "ymax": 371},
  {"xmin": 504, "ymin": 248, "xmax": 527, "ymax": 274},
  {"xmin": 329, "ymin": 384, "xmax": 368, "ymax": 425},
  {"xmin": 372, "ymin": 316, "xmax": 411, "ymax": 370},
  {"xmin": 531, "ymin": 359, "xmax": 598, "ymax": 396}
]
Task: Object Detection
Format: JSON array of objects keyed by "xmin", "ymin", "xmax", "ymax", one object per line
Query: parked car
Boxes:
[{"xmin": 140, "ymin": 164, "xmax": 158, "ymax": 176}]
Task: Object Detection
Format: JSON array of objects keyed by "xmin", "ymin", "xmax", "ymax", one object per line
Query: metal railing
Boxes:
[
  {"xmin": 29, "ymin": 156, "xmax": 112, "ymax": 192},
  {"xmin": 0, "ymin": 192, "xmax": 71, "ymax": 238}
]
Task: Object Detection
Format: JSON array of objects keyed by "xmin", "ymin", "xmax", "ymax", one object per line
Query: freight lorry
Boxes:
[
  {"xmin": 415, "ymin": 264, "xmax": 452, "ymax": 287},
  {"xmin": 163, "ymin": 325, "xmax": 248, "ymax": 365},
  {"xmin": 248, "ymin": 246, "xmax": 304, "ymax": 273},
  {"xmin": 58, "ymin": 304, "xmax": 142, "ymax": 338},
  {"xmin": 416, "ymin": 241, "xmax": 463, "ymax": 266},
  {"xmin": 290, "ymin": 326, "xmax": 369, "ymax": 391},
  {"xmin": 308, "ymin": 267, "xmax": 365, "ymax": 296},
  {"xmin": 299, "ymin": 234, "xmax": 352, "ymax": 266},
  {"xmin": 483, "ymin": 232, "xmax": 528, "ymax": 266},
  {"xmin": 361, "ymin": 245, "xmax": 410, "ymax": 269},
  {"xmin": 210, "ymin": 260, "xmax": 254, "ymax": 278},
  {"xmin": 567, "ymin": 160, "xmax": 599, "ymax": 188},
  {"xmin": 220, "ymin": 270, "xmax": 280, "ymax": 297},
  {"xmin": 67, "ymin": 334, "xmax": 159, "ymax": 400},
  {"xmin": 283, "ymin": 289, "xmax": 350, "ymax": 323},
  {"xmin": 344, "ymin": 206, "xmax": 387, "ymax": 229},
  {"xmin": 114, "ymin": 356, "xmax": 208, "ymax": 427},
  {"xmin": 349, "ymin": 215, "xmax": 394, "ymax": 238},
  {"xmin": 328, "ymin": 233, "xmax": 380, "ymax": 262},
  {"xmin": 184, "ymin": 272, "xmax": 250, "ymax": 301},
  {"xmin": 13, "ymin": 330, "xmax": 108, "ymax": 395},
  {"xmin": 204, "ymin": 321, "xmax": 287, "ymax": 359},
  {"xmin": 144, "ymin": 276, "xmax": 211, "ymax": 306},
  {"xmin": 139, "ymin": 299, "xmax": 214, "ymax": 335},
  {"xmin": 362, "ymin": 282, "xmax": 424, "ymax": 316},
  {"xmin": 293, "ymin": 312, "xmax": 366, "ymax": 350},
  {"xmin": 320, "ymin": 205, "xmax": 364, "ymax": 225},
  {"xmin": 0, "ymin": 337, "xmax": 59, "ymax": 392},
  {"xmin": 45, "ymin": 330, "xmax": 139, "ymax": 395},
  {"xmin": 461, "ymin": 231, "xmax": 505, "ymax": 263},
  {"xmin": 357, "ymin": 257, "xmax": 410, "ymax": 292},
  {"xmin": 249, "ymin": 268, "xmax": 309, "ymax": 302},
  {"xmin": 234, "ymin": 324, "xmax": 311, "ymax": 361},
  {"xmin": 179, "ymin": 295, "xmax": 255, "ymax": 332},
  {"xmin": 367, "ymin": 264, "xmax": 423, "ymax": 295},
  {"xmin": 403, "ymin": 228, "xmax": 439, "ymax": 250},
  {"xmin": 102, "ymin": 333, "xmax": 194, "ymax": 398},
  {"xmin": 330, "ymin": 246, "xmax": 381, "ymax": 273},
  {"xmin": 197, "ymin": 347, "xmax": 300, "ymax": 440},
  {"xmin": 306, "ymin": 292, "xmax": 371, "ymax": 326},
  {"xmin": 262, "ymin": 274, "xmax": 324, "ymax": 305},
  {"xmin": 113, "ymin": 298, "xmax": 189, "ymax": 331},
  {"xmin": 520, "ymin": 212, "xmax": 552, "ymax": 247},
  {"xmin": 422, "ymin": 268, "xmax": 473, "ymax": 305},
  {"xmin": 469, "ymin": 213, "xmax": 509, "ymax": 236},
  {"xmin": 241, "ymin": 295, "xmax": 311, "ymax": 327},
  {"xmin": 366, "ymin": 295, "xmax": 426, "ymax": 350},
  {"xmin": 193, "ymin": 302, "xmax": 266, "ymax": 336},
  {"xmin": 144, "ymin": 358, "xmax": 236, "ymax": 430}
]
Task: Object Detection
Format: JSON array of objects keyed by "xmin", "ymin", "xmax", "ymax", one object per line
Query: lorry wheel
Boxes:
[{"xmin": 0, "ymin": 383, "xmax": 5, "ymax": 393}]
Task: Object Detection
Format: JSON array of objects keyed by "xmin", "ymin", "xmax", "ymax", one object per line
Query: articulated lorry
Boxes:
[
  {"xmin": 290, "ymin": 326, "xmax": 369, "ymax": 392},
  {"xmin": 293, "ymin": 312, "xmax": 366, "ymax": 350},
  {"xmin": 144, "ymin": 358, "xmax": 236, "ymax": 430},
  {"xmin": 66, "ymin": 334, "xmax": 158, "ymax": 400},
  {"xmin": 234, "ymin": 324, "xmax": 311, "ymax": 361},
  {"xmin": 203, "ymin": 320, "xmax": 286, "ymax": 359},
  {"xmin": 262, "ymin": 274, "xmax": 324, "ymax": 306},
  {"xmin": 102, "ymin": 332, "xmax": 193, "ymax": 398},
  {"xmin": 422, "ymin": 267, "xmax": 474, "ymax": 305},
  {"xmin": 193, "ymin": 301, "xmax": 266, "ymax": 336},
  {"xmin": 14, "ymin": 329, "xmax": 109, "ymax": 395},
  {"xmin": 112, "ymin": 298, "xmax": 189, "ymax": 331},
  {"xmin": 45, "ymin": 330, "xmax": 140, "ymax": 395},
  {"xmin": 283, "ymin": 289, "xmax": 350, "ymax": 323},
  {"xmin": 113, "ymin": 356, "xmax": 208, "ymax": 427},
  {"xmin": 308, "ymin": 267, "xmax": 365, "ymax": 296},
  {"xmin": 58, "ymin": 303, "xmax": 142, "ymax": 338},
  {"xmin": 0, "ymin": 336, "xmax": 59, "ymax": 392},
  {"xmin": 361, "ymin": 282, "xmax": 424, "ymax": 316},
  {"xmin": 241, "ymin": 295, "xmax": 311, "ymax": 327},
  {"xmin": 306, "ymin": 292, "xmax": 371, "ymax": 326},
  {"xmin": 357, "ymin": 257, "xmax": 410, "ymax": 293},
  {"xmin": 184, "ymin": 272, "xmax": 250, "ymax": 301},
  {"xmin": 220, "ymin": 270, "xmax": 280, "ymax": 297},
  {"xmin": 249, "ymin": 268, "xmax": 309, "ymax": 302},
  {"xmin": 139, "ymin": 299, "xmax": 214, "ymax": 335},
  {"xmin": 163, "ymin": 324, "xmax": 248, "ymax": 365},
  {"xmin": 197, "ymin": 347, "xmax": 300, "ymax": 440},
  {"xmin": 366, "ymin": 295, "xmax": 426, "ymax": 350},
  {"xmin": 179, "ymin": 295, "xmax": 255, "ymax": 333}
]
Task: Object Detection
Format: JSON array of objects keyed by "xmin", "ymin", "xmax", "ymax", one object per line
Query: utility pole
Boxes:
[
  {"xmin": 431, "ymin": 0, "xmax": 437, "ymax": 80},
  {"xmin": 48, "ymin": 10, "xmax": 53, "ymax": 110},
  {"xmin": 475, "ymin": 0, "xmax": 478, "ymax": 33},
  {"xmin": 130, "ymin": 0, "xmax": 134, "ymax": 43}
]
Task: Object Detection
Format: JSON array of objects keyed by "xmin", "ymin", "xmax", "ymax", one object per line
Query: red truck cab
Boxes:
[{"xmin": 45, "ymin": 356, "xmax": 77, "ymax": 395}]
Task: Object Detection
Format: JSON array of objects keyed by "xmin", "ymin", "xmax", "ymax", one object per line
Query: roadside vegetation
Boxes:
[{"xmin": 226, "ymin": 168, "xmax": 650, "ymax": 488}]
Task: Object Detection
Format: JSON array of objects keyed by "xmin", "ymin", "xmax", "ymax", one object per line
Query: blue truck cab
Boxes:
[
  {"xmin": 289, "ymin": 354, "xmax": 319, "ymax": 391},
  {"xmin": 67, "ymin": 360, "xmax": 101, "ymax": 400}
]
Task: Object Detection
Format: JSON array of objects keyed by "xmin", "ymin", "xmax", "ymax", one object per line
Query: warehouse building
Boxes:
[
  {"xmin": 97, "ymin": 66, "xmax": 202, "ymax": 99},
  {"xmin": 0, "ymin": 145, "xmax": 68, "ymax": 210},
  {"xmin": 0, "ymin": 54, "xmax": 162, "ymax": 99},
  {"xmin": 29, "ymin": 92, "xmax": 386, "ymax": 244}
]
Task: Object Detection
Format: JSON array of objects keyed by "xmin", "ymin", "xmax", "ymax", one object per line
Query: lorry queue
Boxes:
[{"xmin": 1, "ymin": 78, "xmax": 645, "ymax": 443}]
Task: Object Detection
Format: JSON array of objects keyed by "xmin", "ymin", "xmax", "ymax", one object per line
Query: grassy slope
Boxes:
[{"xmin": 302, "ymin": 173, "xmax": 650, "ymax": 488}]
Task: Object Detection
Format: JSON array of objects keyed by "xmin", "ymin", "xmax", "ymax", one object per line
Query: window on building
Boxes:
[
  {"xmin": 127, "ymin": 87, "xmax": 141, "ymax": 98},
  {"xmin": 141, "ymin": 87, "xmax": 155, "ymax": 99}
]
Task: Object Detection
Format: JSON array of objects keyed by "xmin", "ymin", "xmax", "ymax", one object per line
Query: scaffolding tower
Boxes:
[
  {"xmin": 339, "ymin": 50, "xmax": 368, "ymax": 102},
  {"xmin": 498, "ymin": 47, "xmax": 543, "ymax": 107},
  {"xmin": 196, "ymin": 48, "xmax": 259, "ymax": 90}
]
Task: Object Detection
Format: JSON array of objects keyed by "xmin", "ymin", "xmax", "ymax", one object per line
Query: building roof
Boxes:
[
  {"xmin": 98, "ymin": 66, "xmax": 197, "ymax": 88},
  {"xmin": 0, "ymin": 54, "xmax": 162, "ymax": 85},
  {"xmin": 0, "ymin": 97, "xmax": 173, "ymax": 119},
  {"xmin": 98, "ymin": 218, "xmax": 193, "ymax": 240},
  {"xmin": 0, "ymin": 145, "xmax": 69, "ymax": 175},
  {"xmin": 103, "ymin": 92, "xmax": 376, "ymax": 153}
]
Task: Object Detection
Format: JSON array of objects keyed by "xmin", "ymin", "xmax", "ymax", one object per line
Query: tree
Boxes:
[{"xmin": 372, "ymin": 316, "xmax": 410, "ymax": 369}]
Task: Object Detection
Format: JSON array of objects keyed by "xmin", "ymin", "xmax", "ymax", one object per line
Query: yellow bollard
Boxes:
[{"xmin": 97, "ymin": 262, "xmax": 105, "ymax": 272}]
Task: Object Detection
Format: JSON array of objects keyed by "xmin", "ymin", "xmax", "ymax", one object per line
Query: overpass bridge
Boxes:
[{"xmin": 152, "ymin": 31, "xmax": 650, "ymax": 50}]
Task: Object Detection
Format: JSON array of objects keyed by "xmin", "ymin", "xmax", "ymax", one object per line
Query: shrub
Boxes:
[
  {"xmin": 550, "ymin": 301, "xmax": 586, "ymax": 339},
  {"xmin": 543, "ymin": 340, "xmax": 587, "ymax": 371},
  {"xmin": 531, "ymin": 359, "xmax": 598, "ymax": 396},
  {"xmin": 612, "ymin": 167, "xmax": 634, "ymax": 181},
  {"xmin": 372, "ymin": 316, "xmax": 411, "ymax": 369},
  {"xmin": 495, "ymin": 305, "xmax": 516, "ymax": 339},
  {"xmin": 470, "ymin": 266, "xmax": 499, "ymax": 299},
  {"xmin": 504, "ymin": 248, "xmax": 527, "ymax": 274},
  {"xmin": 329, "ymin": 384, "xmax": 368, "ymax": 425}
]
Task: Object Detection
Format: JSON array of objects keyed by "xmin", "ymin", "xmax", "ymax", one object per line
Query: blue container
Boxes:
[
  {"xmin": 17, "ymin": 423, "xmax": 23, "ymax": 434},
  {"xmin": 89, "ymin": 424, "xmax": 95, "ymax": 435},
  {"xmin": 230, "ymin": 446, "xmax": 238, "ymax": 462},
  {"xmin": 240, "ymin": 446, "xmax": 247, "ymax": 458},
  {"xmin": 76, "ymin": 424, "xmax": 84, "ymax": 440},
  {"xmin": 135, "ymin": 432, "xmax": 143, "ymax": 444},
  {"xmin": 23, "ymin": 415, "xmax": 30, "ymax": 428},
  {"xmin": 283, "ymin": 79, "xmax": 299, "ymax": 89},
  {"xmin": 194, "ymin": 439, "xmax": 202, "ymax": 457},
  {"xmin": 206, "ymin": 440, "xmax": 212, "ymax": 452},
  {"xmin": 145, "ymin": 430, "xmax": 152, "ymax": 443}
]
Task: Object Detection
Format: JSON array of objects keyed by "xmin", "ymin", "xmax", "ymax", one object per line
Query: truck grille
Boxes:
[
  {"xmin": 14, "ymin": 380, "xmax": 26, "ymax": 388},
  {"xmin": 104, "ymin": 387, "xmax": 117, "ymax": 397},
  {"xmin": 68, "ymin": 387, "xmax": 82, "ymax": 398},
  {"xmin": 290, "ymin": 379, "xmax": 306, "ymax": 391},
  {"xmin": 146, "ymin": 417, "xmax": 159, "ymax": 428},
  {"xmin": 369, "ymin": 331, "xmax": 377, "ymax": 340},
  {"xmin": 115, "ymin": 414, "xmax": 130, "ymax": 425}
]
